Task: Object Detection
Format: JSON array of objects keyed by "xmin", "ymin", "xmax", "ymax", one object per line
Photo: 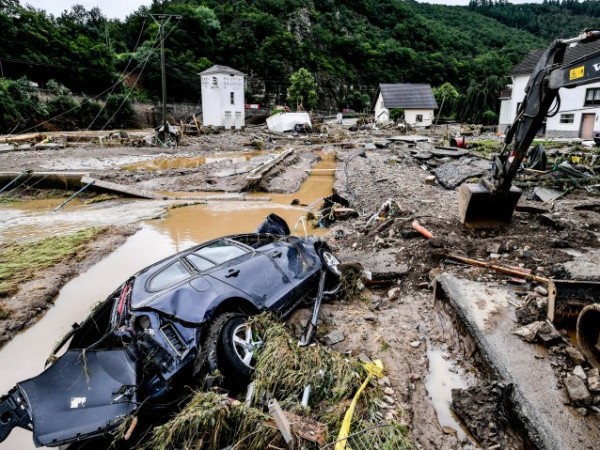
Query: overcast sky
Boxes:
[{"xmin": 23, "ymin": 0, "xmax": 546, "ymax": 20}]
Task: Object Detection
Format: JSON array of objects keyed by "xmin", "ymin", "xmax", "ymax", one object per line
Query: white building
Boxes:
[
  {"xmin": 372, "ymin": 83, "xmax": 438, "ymax": 126},
  {"xmin": 200, "ymin": 65, "xmax": 245, "ymax": 129},
  {"xmin": 499, "ymin": 42, "xmax": 600, "ymax": 139}
]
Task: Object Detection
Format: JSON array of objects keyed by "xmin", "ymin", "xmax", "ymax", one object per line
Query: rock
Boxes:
[
  {"xmin": 534, "ymin": 285, "xmax": 548, "ymax": 296},
  {"xmin": 574, "ymin": 365, "xmax": 587, "ymax": 381},
  {"xmin": 565, "ymin": 346, "xmax": 587, "ymax": 366},
  {"xmin": 513, "ymin": 321, "xmax": 545, "ymax": 342},
  {"xmin": 486, "ymin": 243, "xmax": 502, "ymax": 254},
  {"xmin": 384, "ymin": 387, "xmax": 395, "ymax": 396},
  {"xmin": 358, "ymin": 353, "xmax": 372, "ymax": 364},
  {"xmin": 410, "ymin": 340, "xmax": 421, "ymax": 348},
  {"xmin": 588, "ymin": 368, "xmax": 600, "ymax": 392},
  {"xmin": 384, "ymin": 411, "xmax": 396, "ymax": 421},
  {"xmin": 424, "ymin": 175, "xmax": 436, "ymax": 185},
  {"xmin": 565, "ymin": 373, "xmax": 591, "ymax": 404},
  {"xmin": 382, "ymin": 395, "xmax": 395, "ymax": 405},
  {"xmin": 442, "ymin": 426, "xmax": 458, "ymax": 435},
  {"xmin": 378, "ymin": 376, "xmax": 392, "ymax": 387},
  {"xmin": 364, "ymin": 315, "xmax": 377, "ymax": 323},
  {"xmin": 433, "ymin": 161, "xmax": 484, "ymax": 189},
  {"xmin": 387, "ymin": 287, "xmax": 401, "ymax": 300},
  {"xmin": 322, "ymin": 330, "xmax": 345, "ymax": 346},
  {"xmin": 537, "ymin": 322, "xmax": 563, "ymax": 346}
]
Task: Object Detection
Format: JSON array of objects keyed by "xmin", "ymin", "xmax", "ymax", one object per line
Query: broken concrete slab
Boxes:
[
  {"xmin": 431, "ymin": 147, "xmax": 471, "ymax": 158},
  {"xmin": 433, "ymin": 161, "xmax": 484, "ymax": 189},
  {"xmin": 387, "ymin": 135, "xmax": 430, "ymax": 143},
  {"xmin": 534, "ymin": 187, "xmax": 564, "ymax": 203},
  {"xmin": 435, "ymin": 273, "xmax": 600, "ymax": 450},
  {"xmin": 81, "ymin": 176, "xmax": 172, "ymax": 200}
]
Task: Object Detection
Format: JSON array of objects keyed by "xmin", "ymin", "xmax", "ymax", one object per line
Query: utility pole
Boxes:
[{"xmin": 149, "ymin": 14, "xmax": 181, "ymax": 144}]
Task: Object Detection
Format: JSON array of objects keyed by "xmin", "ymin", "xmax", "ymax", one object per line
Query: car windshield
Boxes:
[
  {"xmin": 147, "ymin": 260, "xmax": 191, "ymax": 292},
  {"xmin": 193, "ymin": 240, "xmax": 248, "ymax": 264}
]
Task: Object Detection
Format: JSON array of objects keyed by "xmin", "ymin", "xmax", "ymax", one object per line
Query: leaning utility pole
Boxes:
[{"xmin": 149, "ymin": 14, "xmax": 181, "ymax": 144}]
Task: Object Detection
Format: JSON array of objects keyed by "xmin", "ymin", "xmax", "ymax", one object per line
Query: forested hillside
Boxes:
[{"xmin": 0, "ymin": 0, "xmax": 597, "ymax": 132}]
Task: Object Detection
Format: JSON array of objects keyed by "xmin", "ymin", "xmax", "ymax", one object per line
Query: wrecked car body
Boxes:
[{"xmin": 0, "ymin": 215, "xmax": 340, "ymax": 447}]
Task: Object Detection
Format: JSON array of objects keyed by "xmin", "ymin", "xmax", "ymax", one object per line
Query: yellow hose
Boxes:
[{"xmin": 335, "ymin": 360, "xmax": 384, "ymax": 450}]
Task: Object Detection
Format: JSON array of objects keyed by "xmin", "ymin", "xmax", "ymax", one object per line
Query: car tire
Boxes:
[
  {"xmin": 216, "ymin": 314, "xmax": 262, "ymax": 386},
  {"xmin": 318, "ymin": 247, "xmax": 341, "ymax": 278}
]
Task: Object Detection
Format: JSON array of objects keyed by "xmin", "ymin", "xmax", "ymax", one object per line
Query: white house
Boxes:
[
  {"xmin": 499, "ymin": 41, "xmax": 600, "ymax": 139},
  {"xmin": 372, "ymin": 83, "xmax": 438, "ymax": 126},
  {"xmin": 200, "ymin": 65, "xmax": 245, "ymax": 129}
]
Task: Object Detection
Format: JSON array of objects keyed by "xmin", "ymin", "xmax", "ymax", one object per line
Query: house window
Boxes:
[
  {"xmin": 560, "ymin": 113, "xmax": 575, "ymax": 124},
  {"xmin": 416, "ymin": 114, "xmax": 423, "ymax": 123},
  {"xmin": 212, "ymin": 77, "xmax": 218, "ymax": 87},
  {"xmin": 230, "ymin": 92, "xmax": 235, "ymax": 105},
  {"xmin": 584, "ymin": 88, "xmax": 600, "ymax": 106}
]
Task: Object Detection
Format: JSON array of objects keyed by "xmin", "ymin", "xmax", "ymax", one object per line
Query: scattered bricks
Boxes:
[
  {"xmin": 565, "ymin": 373, "xmax": 592, "ymax": 404},
  {"xmin": 588, "ymin": 368, "xmax": 600, "ymax": 393},
  {"xmin": 565, "ymin": 346, "xmax": 587, "ymax": 366}
]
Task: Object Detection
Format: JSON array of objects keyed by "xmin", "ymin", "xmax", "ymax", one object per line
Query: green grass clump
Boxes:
[{"xmin": 0, "ymin": 228, "xmax": 102, "ymax": 297}]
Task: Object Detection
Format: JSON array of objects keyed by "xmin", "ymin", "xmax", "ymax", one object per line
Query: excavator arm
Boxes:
[{"xmin": 459, "ymin": 30, "xmax": 600, "ymax": 228}]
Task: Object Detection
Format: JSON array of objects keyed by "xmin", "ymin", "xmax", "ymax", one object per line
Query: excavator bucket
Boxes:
[{"xmin": 458, "ymin": 183, "xmax": 522, "ymax": 229}]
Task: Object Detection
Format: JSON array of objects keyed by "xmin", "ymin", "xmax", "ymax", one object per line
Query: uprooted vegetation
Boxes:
[
  {"xmin": 0, "ymin": 228, "xmax": 102, "ymax": 297},
  {"xmin": 137, "ymin": 314, "xmax": 411, "ymax": 450}
]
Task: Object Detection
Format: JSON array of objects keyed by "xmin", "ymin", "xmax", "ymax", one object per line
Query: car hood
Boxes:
[{"xmin": 18, "ymin": 348, "xmax": 138, "ymax": 447}]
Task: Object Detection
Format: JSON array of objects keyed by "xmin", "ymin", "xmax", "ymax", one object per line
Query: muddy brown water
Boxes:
[
  {"xmin": 425, "ymin": 347, "xmax": 475, "ymax": 443},
  {"xmin": 121, "ymin": 150, "xmax": 266, "ymax": 171}
]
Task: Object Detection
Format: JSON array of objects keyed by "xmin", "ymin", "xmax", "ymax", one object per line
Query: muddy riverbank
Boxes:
[{"xmin": 1, "ymin": 125, "xmax": 600, "ymax": 449}]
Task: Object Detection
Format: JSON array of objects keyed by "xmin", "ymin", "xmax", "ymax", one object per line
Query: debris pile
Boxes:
[{"xmin": 135, "ymin": 314, "xmax": 411, "ymax": 449}]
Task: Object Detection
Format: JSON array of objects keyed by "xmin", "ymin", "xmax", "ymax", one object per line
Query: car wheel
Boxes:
[
  {"xmin": 216, "ymin": 314, "xmax": 263, "ymax": 386},
  {"xmin": 318, "ymin": 247, "xmax": 341, "ymax": 278}
]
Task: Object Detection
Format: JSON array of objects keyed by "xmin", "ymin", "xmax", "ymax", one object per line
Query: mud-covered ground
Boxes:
[{"xmin": 1, "ymin": 125, "xmax": 600, "ymax": 448}]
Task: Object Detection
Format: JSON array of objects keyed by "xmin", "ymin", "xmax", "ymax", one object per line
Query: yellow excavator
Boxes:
[{"xmin": 459, "ymin": 30, "xmax": 600, "ymax": 228}]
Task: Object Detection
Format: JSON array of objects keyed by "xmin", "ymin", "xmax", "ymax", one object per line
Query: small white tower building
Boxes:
[{"xmin": 200, "ymin": 65, "xmax": 245, "ymax": 129}]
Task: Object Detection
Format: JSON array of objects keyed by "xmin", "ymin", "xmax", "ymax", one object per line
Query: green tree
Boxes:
[
  {"xmin": 433, "ymin": 82, "xmax": 460, "ymax": 118},
  {"xmin": 287, "ymin": 68, "xmax": 318, "ymax": 111}
]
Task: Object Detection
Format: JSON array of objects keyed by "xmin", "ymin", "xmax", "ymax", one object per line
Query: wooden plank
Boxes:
[{"xmin": 81, "ymin": 176, "xmax": 173, "ymax": 200}]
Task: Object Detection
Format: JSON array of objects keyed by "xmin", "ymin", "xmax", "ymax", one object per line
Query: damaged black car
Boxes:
[{"xmin": 0, "ymin": 214, "xmax": 341, "ymax": 447}]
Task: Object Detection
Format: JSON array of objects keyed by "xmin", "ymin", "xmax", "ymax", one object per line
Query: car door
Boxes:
[
  {"xmin": 265, "ymin": 239, "xmax": 320, "ymax": 302},
  {"xmin": 197, "ymin": 240, "xmax": 293, "ymax": 310}
]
